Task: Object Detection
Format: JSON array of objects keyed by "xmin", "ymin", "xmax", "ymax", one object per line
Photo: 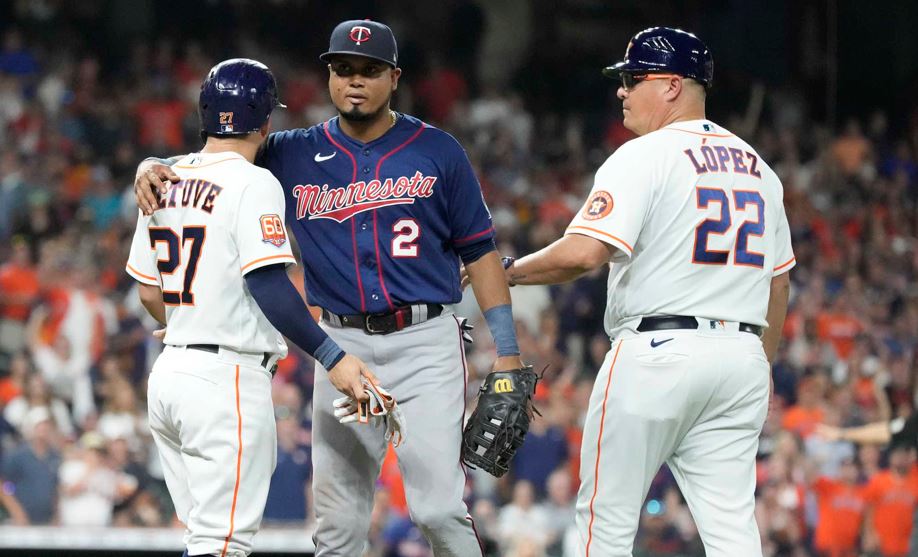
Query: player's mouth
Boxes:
[{"xmin": 346, "ymin": 93, "xmax": 368, "ymax": 105}]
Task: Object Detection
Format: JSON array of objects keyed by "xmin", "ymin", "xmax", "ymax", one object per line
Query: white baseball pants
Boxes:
[
  {"xmin": 148, "ymin": 346, "xmax": 277, "ymax": 557},
  {"xmin": 576, "ymin": 323, "xmax": 770, "ymax": 557}
]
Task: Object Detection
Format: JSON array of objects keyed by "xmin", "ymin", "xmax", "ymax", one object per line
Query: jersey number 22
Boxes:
[{"xmin": 693, "ymin": 187, "xmax": 764, "ymax": 268}]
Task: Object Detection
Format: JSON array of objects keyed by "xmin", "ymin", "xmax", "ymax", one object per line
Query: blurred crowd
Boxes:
[{"xmin": 2, "ymin": 3, "xmax": 918, "ymax": 557}]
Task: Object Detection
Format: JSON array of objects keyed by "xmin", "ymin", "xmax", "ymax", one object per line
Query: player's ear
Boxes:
[
  {"xmin": 662, "ymin": 76, "xmax": 683, "ymax": 102},
  {"xmin": 391, "ymin": 67, "xmax": 401, "ymax": 91}
]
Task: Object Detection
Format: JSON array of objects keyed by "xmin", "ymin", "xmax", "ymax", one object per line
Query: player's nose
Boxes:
[
  {"xmin": 617, "ymin": 87, "xmax": 628, "ymax": 100},
  {"xmin": 345, "ymin": 74, "xmax": 366, "ymax": 87}
]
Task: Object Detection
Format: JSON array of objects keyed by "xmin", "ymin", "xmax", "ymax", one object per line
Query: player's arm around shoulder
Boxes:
[
  {"xmin": 134, "ymin": 156, "xmax": 184, "ymax": 215},
  {"xmin": 255, "ymin": 128, "xmax": 305, "ymax": 173}
]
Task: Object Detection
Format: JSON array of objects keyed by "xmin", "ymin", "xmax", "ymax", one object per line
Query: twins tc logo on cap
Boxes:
[
  {"xmin": 349, "ymin": 25, "xmax": 372, "ymax": 45},
  {"xmin": 582, "ymin": 191, "xmax": 614, "ymax": 220},
  {"xmin": 320, "ymin": 20, "xmax": 398, "ymax": 67}
]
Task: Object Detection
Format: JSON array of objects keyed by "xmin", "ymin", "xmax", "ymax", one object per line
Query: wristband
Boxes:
[
  {"xmin": 315, "ymin": 337, "xmax": 346, "ymax": 370},
  {"xmin": 483, "ymin": 304, "xmax": 520, "ymax": 357}
]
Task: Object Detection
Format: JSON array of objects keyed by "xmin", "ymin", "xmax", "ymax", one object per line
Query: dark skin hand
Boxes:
[{"xmin": 135, "ymin": 161, "xmax": 180, "ymax": 215}]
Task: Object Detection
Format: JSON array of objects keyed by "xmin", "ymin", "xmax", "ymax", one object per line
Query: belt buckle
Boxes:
[{"xmin": 365, "ymin": 314, "xmax": 386, "ymax": 335}]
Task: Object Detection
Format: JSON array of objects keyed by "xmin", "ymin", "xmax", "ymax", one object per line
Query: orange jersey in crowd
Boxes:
[
  {"xmin": 38, "ymin": 287, "xmax": 108, "ymax": 361},
  {"xmin": 811, "ymin": 477, "xmax": 865, "ymax": 556},
  {"xmin": 781, "ymin": 405, "xmax": 825, "ymax": 438},
  {"xmin": 0, "ymin": 262, "xmax": 40, "ymax": 321},
  {"xmin": 863, "ymin": 470, "xmax": 918, "ymax": 557},
  {"xmin": 378, "ymin": 446, "xmax": 408, "ymax": 516},
  {"xmin": 816, "ymin": 311, "xmax": 862, "ymax": 359},
  {"xmin": 852, "ymin": 376, "xmax": 878, "ymax": 410}
]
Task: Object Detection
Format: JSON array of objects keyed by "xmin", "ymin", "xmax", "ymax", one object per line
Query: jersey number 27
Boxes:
[
  {"xmin": 148, "ymin": 226, "xmax": 205, "ymax": 305},
  {"xmin": 693, "ymin": 187, "xmax": 764, "ymax": 268}
]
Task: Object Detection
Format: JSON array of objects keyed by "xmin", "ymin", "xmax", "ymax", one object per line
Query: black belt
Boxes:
[
  {"xmin": 321, "ymin": 304, "xmax": 443, "ymax": 335},
  {"xmin": 637, "ymin": 315, "xmax": 763, "ymax": 337},
  {"xmin": 186, "ymin": 344, "xmax": 277, "ymax": 375}
]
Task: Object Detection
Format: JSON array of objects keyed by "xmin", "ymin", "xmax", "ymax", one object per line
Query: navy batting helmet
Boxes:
[
  {"xmin": 199, "ymin": 58, "xmax": 285, "ymax": 138},
  {"xmin": 602, "ymin": 27, "xmax": 713, "ymax": 88}
]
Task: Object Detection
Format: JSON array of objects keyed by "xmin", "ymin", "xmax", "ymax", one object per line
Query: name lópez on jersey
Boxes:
[{"xmin": 292, "ymin": 171, "xmax": 437, "ymax": 223}]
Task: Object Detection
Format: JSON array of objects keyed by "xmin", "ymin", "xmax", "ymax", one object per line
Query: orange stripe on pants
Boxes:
[
  {"xmin": 586, "ymin": 340, "xmax": 623, "ymax": 557},
  {"xmin": 220, "ymin": 365, "xmax": 243, "ymax": 557}
]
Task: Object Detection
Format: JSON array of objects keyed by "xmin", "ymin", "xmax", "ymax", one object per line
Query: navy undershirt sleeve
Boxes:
[
  {"xmin": 456, "ymin": 237, "xmax": 497, "ymax": 265},
  {"xmin": 244, "ymin": 264, "xmax": 345, "ymax": 370}
]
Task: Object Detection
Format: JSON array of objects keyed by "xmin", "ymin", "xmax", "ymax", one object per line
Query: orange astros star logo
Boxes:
[{"xmin": 582, "ymin": 191, "xmax": 613, "ymax": 220}]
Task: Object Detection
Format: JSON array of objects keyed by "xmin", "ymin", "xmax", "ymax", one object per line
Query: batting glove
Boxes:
[{"xmin": 333, "ymin": 379, "xmax": 407, "ymax": 447}]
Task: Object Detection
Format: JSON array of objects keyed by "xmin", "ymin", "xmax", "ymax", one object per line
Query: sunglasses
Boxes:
[
  {"xmin": 329, "ymin": 62, "xmax": 388, "ymax": 78},
  {"xmin": 620, "ymin": 73, "xmax": 678, "ymax": 90}
]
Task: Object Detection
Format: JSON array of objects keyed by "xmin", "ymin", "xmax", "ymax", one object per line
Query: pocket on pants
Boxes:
[
  {"xmin": 635, "ymin": 351, "xmax": 690, "ymax": 366},
  {"xmin": 623, "ymin": 342, "xmax": 691, "ymax": 419},
  {"xmin": 633, "ymin": 336, "xmax": 690, "ymax": 366}
]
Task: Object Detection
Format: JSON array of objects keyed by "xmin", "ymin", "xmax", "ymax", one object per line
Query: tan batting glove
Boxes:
[{"xmin": 333, "ymin": 379, "xmax": 406, "ymax": 447}]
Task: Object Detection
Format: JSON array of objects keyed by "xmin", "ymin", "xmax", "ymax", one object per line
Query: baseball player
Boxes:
[
  {"xmin": 126, "ymin": 59, "xmax": 377, "ymax": 557},
  {"xmin": 133, "ymin": 20, "xmax": 523, "ymax": 557},
  {"xmin": 500, "ymin": 28, "xmax": 794, "ymax": 556}
]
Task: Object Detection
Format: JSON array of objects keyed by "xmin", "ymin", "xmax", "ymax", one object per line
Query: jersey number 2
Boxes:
[
  {"xmin": 693, "ymin": 187, "xmax": 764, "ymax": 268},
  {"xmin": 392, "ymin": 219, "xmax": 420, "ymax": 258},
  {"xmin": 148, "ymin": 226, "xmax": 206, "ymax": 305}
]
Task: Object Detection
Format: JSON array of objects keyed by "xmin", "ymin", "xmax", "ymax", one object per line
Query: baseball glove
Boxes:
[{"xmin": 461, "ymin": 366, "xmax": 539, "ymax": 477}]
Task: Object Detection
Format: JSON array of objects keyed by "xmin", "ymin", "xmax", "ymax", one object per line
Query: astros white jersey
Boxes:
[
  {"xmin": 566, "ymin": 119, "xmax": 795, "ymax": 335},
  {"xmin": 126, "ymin": 151, "xmax": 296, "ymax": 355},
  {"xmin": 570, "ymin": 119, "xmax": 794, "ymax": 557}
]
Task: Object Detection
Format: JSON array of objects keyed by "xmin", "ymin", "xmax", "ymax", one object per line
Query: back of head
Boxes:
[
  {"xmin": 198, "ymin": 58, "xmax": 285, "ymax": 141},
  {"xmin": 603, "ymin": 26, "xmax": 713, "ymax": 89}
]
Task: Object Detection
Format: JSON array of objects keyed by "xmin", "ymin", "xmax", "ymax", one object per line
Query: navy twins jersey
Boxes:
[{"xmin": 257, "ymin": 113, "xmax": 494, "ymax": 315}]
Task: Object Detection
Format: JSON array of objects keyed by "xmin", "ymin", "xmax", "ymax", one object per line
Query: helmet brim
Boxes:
[{"xmin": 602, "ymin": 61, "xmax": 635, "ymax": 79}]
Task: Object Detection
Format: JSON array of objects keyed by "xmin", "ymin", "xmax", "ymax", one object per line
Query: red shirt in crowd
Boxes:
[
  {"xmin": 812, "ymin": 476, "xmax": 865, "ymax": 556},
  {"xmin": 415, "ymin": 68, "xmax": 467, "ymax": 125},
  {"xmin": 135, "ymin": 99, "xmax": 186, "ymax": 149}
]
